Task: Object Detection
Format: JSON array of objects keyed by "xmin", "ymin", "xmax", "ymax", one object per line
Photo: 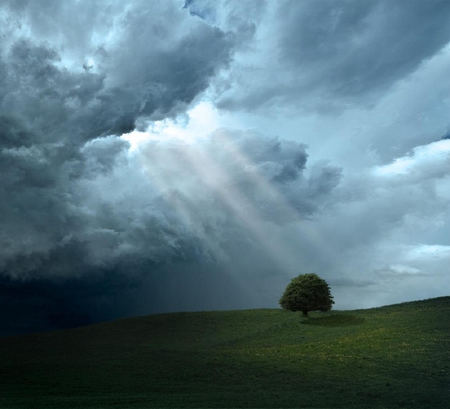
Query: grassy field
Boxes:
[{"xmin": 0, "ymin": 296, "xmax": 449, "ymax": 408}]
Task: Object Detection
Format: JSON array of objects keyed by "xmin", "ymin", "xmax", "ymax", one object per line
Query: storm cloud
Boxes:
[
  {"xmin": 0, "ymin": 0, "xmax": 234, "ymax": 333},
  {"xmin": 201, "ymin": 0, "xmax": 450, "ymax": 112},
  {"xmin": 0, "ymin": 0, "xmax": 449, "ymax": 335}
]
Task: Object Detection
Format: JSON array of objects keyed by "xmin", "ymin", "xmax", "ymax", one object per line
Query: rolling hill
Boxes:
[{"xmin": 1, "ymin": 296, "xmax": 449, "ymax": 408}]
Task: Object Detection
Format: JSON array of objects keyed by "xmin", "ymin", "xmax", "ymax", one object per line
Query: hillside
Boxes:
[{"xmin": 1, "ymin": 297, "xmax": 449, "ymax": 408}]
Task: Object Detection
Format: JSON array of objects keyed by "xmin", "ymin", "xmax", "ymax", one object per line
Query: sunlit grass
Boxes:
[{"xmin": 0, "ymin": 297, "xmax": 449, "ymax": 408}]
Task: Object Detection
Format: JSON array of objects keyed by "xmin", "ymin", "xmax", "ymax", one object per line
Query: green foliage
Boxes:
[
  {"xmin": 0, "ymin": 297, "xmax": 449, "ymax": 408},
  {"xmin": 279, "ymin": 273, "xmax": 334, "ymax": 316}
]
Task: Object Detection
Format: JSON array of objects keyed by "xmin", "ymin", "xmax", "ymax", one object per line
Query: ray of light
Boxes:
[
  {"xmin": 131, "ymin": 101, "xmax": 332, "ymax": 281},
  {"xmin": 211, "ymin": 130, "xmax": 330, "ymax": 270},
  {"xmin": 170, "ymin": 132, "xmax": 328, "ymax": 278},
  {"xmin": 138, "ymin": 145, "xmax": 231, "ymax": 266}
]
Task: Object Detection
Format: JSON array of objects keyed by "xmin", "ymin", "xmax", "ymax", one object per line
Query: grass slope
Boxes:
[{"xmin": 0, "ymin": 297, "xmax": 449, "ymax": 409}]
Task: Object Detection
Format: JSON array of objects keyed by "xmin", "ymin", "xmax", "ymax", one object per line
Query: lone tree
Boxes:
[{"xmin": 279, "ymin": 273, "xmax": 334, "ymax": 317}]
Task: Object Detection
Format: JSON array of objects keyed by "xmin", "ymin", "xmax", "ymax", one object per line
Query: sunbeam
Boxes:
[{"xmin": 137, "ymin": 124, "xmax": 331, "ymax": 281}]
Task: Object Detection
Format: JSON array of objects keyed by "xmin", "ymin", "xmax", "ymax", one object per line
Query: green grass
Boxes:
[{"xmin": 1, "ymin": 297, "xmax": 449, "ymax": 408}]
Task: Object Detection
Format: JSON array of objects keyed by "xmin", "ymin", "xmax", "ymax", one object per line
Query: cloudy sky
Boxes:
[{"xmin": 1, "ymin": 0, "xmax": 449, "ymax": 336}]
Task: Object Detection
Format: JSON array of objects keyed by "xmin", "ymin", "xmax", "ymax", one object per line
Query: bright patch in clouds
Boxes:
[
  {"xmin": 407, "ymin": 244, "xmax": 450, "ymax": 260},
  {"xmin": 375, "ymin": 139, "xmax": 450, "ymax": 177},
  {"xmin": 123, "ymin": 101, "xmax": 231, "ymax": 150}
]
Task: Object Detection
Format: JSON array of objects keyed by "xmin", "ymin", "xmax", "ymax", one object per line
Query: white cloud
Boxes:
[
  {"xmin": 407, "ymin": 244, "xmax": 450, "ymax": 261},
  {"xmin": 375, "ymin": 139, "xmax": 450, "ymax": 178}
]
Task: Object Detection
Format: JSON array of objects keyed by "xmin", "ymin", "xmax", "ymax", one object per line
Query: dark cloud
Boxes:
[
  {"xmin": 0, "ymin": 0, "xmax": 233, "ymax": 277},
  {"xmin": 0, "ymin": 0, "xmax": 237, "ymax": 334},
  {"xmin": 0, "ymin": 266, "xmax": 150, "ymax": 336},
  {"xmin": 1, "ymin": 3, "xmax": 233, "ymax": 141},
  {"xmin": 279, "ymin": 0, "xmax": 450, "ymax": 97},
  {"xmin": 213, "ymin": 0, "xmax": 450, "ymax": 111}
]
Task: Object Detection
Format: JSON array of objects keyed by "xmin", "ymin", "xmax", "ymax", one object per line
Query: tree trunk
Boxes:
[{"xmin": 302, "ymin": 310, "xmax": 308, "ymax": 317}]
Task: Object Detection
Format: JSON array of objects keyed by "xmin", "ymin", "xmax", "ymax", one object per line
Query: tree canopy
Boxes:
[{"xmin": 279, "ymin": 273, "xmax": 334, "ymax": 317}]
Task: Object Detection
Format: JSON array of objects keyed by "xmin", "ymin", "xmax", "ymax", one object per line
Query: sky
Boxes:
[{"xmin": 0, "ymin": 0, "xmax": 449, "ymax": 336}]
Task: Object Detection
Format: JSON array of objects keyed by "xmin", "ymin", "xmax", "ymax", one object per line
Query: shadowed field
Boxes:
[{"xmin": 0, "ymin": 297, "xmax": 449, "ymax": 408}]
